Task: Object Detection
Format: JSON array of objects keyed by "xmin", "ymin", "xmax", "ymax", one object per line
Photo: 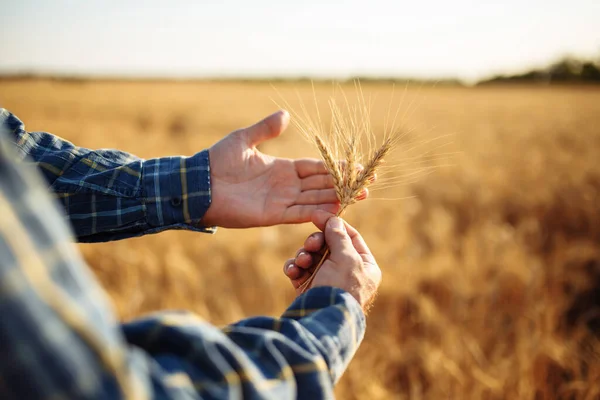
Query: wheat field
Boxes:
[{"xmin": 1, "ymin": 79, "xmax": 600, "ymax": 399}]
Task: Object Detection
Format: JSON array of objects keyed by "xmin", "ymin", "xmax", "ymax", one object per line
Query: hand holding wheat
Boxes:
[
  {"xmin": 296, "ymin": 135, "xmax": 392, "ymax": 292},
  {"xmin": 279, "ymin": 83, "xmax": 451, "ymax": 296},
  {"xmin": 284, "ymin": 210, "xmax": 381, "ymax": 311}
]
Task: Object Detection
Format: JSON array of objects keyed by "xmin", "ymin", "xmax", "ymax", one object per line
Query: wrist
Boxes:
[
  {"xmin": 201, "ymin": 147, "xmax": 219, "ymax": 227},
  {"xmin": 142, "ymin": 150, "xmax": 214, "ymax": 231}
]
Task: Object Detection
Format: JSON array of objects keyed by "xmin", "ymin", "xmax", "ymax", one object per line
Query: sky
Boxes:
[{"xmin": 1, "ymin": 0, "xmax": 599, "ymax": 82}]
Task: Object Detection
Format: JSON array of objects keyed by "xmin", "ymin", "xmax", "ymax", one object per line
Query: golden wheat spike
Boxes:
[
  {"xmin": 348, "ymin": 137, "xmax": 392, "ymax": 200},
  {"xmin": 314, "ymin": 134, "xmax": 344, "ymax": 202},
  {"xmin": 298, "ymin": 138, "xmax": 393, "ymax": 293},
  {"xmin": 343, "ymin": 136, "xmax": 358, "ymax": 202},
  {"xmin": 275, "ymin": 83, "xmax": 411, "ymax": 293}
]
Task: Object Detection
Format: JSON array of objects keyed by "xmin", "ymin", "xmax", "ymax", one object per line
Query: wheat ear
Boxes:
[
  {"xmin": 314, "ymin": 134, "xmax": 344, "ymax": 202},
  {"xmin": 298, "ymin": 138, "xmax": 393, "ymax": 293}
]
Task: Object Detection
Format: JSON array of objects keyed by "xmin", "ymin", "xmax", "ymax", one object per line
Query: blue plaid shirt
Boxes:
[
  {"xmin": 0, "ymin": 109, "xmax": 366, "ymax": 399},
  {"xmin": 0, "ymin": 108, "xmax": 215, "ymax": 242}
]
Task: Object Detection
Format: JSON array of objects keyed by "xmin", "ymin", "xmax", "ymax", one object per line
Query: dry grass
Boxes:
[{"xmin": 2, "ymin": 79, "xmax": 600, "ymax": 399}]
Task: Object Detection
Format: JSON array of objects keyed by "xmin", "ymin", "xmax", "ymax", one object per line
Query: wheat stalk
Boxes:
[{"xmin": 297, "ymin": 135, "xmax": 394, "ymax": 293}]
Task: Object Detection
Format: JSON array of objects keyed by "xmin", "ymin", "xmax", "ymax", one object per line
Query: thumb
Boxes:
[
  {"xmin": 245, "ymin": 110, "xmax": 289, "ymax": 147},
  {"xmin": 325, "ymin": 217, "xmax": 353, "ymax": 255},
  {"xmin": 312, "ymin": 209, "xmax": 336, "ymax": 232}
]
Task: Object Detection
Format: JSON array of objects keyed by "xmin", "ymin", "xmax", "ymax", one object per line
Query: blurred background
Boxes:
[{"xmin": 1, "ymin": 1, "xmax": 600, "ymax": 398}]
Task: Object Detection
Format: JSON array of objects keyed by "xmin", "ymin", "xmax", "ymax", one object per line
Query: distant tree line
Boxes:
[
  {"xmin": 2, "ymin": 54, "xmax": 599, "ymax": 86},
  {"xmin": 478, "ymin": 55, "xmax": 600, "ymax": 85}
]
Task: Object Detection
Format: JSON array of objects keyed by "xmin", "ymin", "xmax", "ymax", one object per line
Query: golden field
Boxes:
[{"xmin": 1, "ymin": 79, "xmax": 600, "ymax": 399}]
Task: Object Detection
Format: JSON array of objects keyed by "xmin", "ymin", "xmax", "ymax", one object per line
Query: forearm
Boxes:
[
  {"xmin": 0, "ymin": 108, "xmax": 215, "ymax": 242},
  {"xmin": 227, "ymin": 287, "xmax": 366, "ymax": 396},
  {"xmin": 123, "ymin": 287, "xmax": 366, "ymax": 399}
]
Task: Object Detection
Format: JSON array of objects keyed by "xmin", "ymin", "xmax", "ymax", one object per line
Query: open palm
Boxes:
[{"xmin": 202, "ymin": 110, "xmax": 342, "ymax": 228}]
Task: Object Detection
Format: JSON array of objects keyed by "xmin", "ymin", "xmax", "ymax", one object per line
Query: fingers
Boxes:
[
  {"xmin": 295, "ymin": 233, "xmax": 326, "ymax": 268},
  {"xmin": 312, "ymin": 210, "xmax": 373, "ymax": 259},
  {"xmin": 282, "ymin": 203, "xmax": 340, "ymax": 224},
  {"xmin": 356, "ymin": 187, "xmax": 369, "ymax": 201},
  {"xmin": 285, "ymin": 231, "xmax": 326, "ymax": 283},
  {"xmin": 297, "ymin": 188, "xmax": 338, "ymax": 205},
  {"xmin": 295, "ymin": 159, "xmax": 371, "ymax": 180},
  {"xmin": 300, "ymin": 175, "xmax": 372, "ymax": 201},
  {"xmin": 295, "ymin": 250, "xmax": 313, "ymax": 269},
  {"xmin": 324, "ymin": 217, "xmax": 354, "ymax": 255},
  {"xmin": 283, "ymin": 258, "xmax": 303, "ymax": 280},
  {"xmin": 286, "ymin": 233, "xmax": 325, "ymax": 273},
  {"xmin": 297, "ymin": 162, "xmax": 373, "ymax": 205},
  {"xmin": 283, "ymin": 257, "xmax": 315, "ymax": 289},
  {"xmin": 301, "ymin": 174, "xmax": 334, "ymax": 191},
  {"xmin": 340, "ymin": 219, "xmax": 373, "ymax": 259},
  {"xmin": 304, "ymin": 232, "xmax": 326, "ymax": 253},
  {"xmin": 295, "ymin": 159, "xmax": 328, "ymax": 178},
  {"xmin": 312, "ymin": 209, "xmax": 336, "ymax": 231},
  {"xmin": 291, "ymin": 272, "xmax": 313, "ymax": 289},
  {"xmin": 245, "ymin": 110, "xmax": 289, "ymax": 147}
]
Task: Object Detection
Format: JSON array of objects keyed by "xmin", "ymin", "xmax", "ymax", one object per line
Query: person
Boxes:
[{"xmin": 0, "ymin": 107, "xmax": 381, "ymax": 399}]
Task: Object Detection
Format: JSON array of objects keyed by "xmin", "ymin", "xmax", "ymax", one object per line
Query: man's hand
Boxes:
[
  {"xmin": 203, "ymin": 110, "xmax": 348, "ymax": 228},
  {"xmin": 283, "ymin": 210, "xmax": 382, "ymax": 312}
]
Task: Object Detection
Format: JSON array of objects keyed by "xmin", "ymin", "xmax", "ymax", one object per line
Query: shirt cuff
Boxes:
[{"xmin": 141, "ymin": 150, "xmax": 216, "ymax": 234}]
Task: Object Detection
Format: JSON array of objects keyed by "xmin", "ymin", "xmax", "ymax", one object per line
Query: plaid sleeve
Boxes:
[
  {"xmin": 0, "ymin": 134, "xmax": 150, "ymax": 398},
  {"xmin": 122, "ymin": 286, "xmax": 366, "ymax": 400},
  {"xmin": 0, "ymin": 108, "xmax": 215, "ymax": 242}
]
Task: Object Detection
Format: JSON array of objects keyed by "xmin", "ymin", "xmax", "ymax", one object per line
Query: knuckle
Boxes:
[{"xmin": 282, "ymin": 258, "xmax": 294, "ymax": 272}]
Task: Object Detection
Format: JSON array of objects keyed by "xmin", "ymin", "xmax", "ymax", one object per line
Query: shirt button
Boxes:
[{"xmin": 170, "ymin": 197, "xmax": 182, "ymax": 207}]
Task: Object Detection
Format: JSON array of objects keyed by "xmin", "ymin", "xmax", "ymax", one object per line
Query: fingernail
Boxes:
[
  {"xmin": 297, "ymin": 251, "xmax": 307, "ymax": 258},
  {"xmin": 277, "ymin": 110, "xmax": 289, "ymax": 121},
  {"xmin": 329, "ymin": 217, "xmax": 344, "ymax": 231}
]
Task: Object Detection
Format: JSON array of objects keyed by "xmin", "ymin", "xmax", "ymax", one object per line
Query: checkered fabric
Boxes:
[
  {"xmin": 1, "ymin": 108, "xmax": 214, "ymax": 242},
  {"xmin": 0, "ymin": 110, "xmax": 366, "ymax": 399}
]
